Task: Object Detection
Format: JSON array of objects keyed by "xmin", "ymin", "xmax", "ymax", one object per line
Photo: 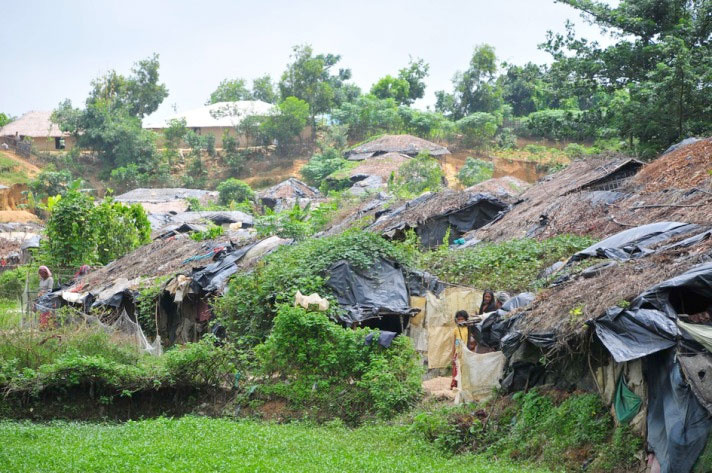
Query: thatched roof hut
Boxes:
[
  {"xmin": 345, "ymin": 134, "xmax": 450, "ymax": 161},
  {"xmin": 472, "ymin": 142, "xmax": 712, "ymax": 243},
  {"xmin": 0, "ymin": 111, "xmax": 66, "ymax": 138},
  {"xmin": 367, "ymin": 189, "xmax": 509, "ymax": 248}
]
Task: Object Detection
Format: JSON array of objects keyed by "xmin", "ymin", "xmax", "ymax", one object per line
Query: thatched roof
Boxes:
[
  {"xmin": 367, "ymin": 189, "xmax": 510, "ymax": 247},
  {"xmin": 345, "ymin": 134, "xmax": 450, "ymax": 160},
  {"xmin": 115, "ymin": 188, "xmax": 218, "ymax": 204},
  {"xmin": 0, "ymin": 111, "xmax": 66, "ymax": 138},
  {"xmin": 472, "ymin": 150, "xmax": 712, "ymax": 243},
  {"xmin": 258, "ymin": 178, "xmax": 320, "ymax": 201},
  {"xmin": 513, "ymin": 227, "xmax": 712, "ymax": 347},
  {"xmin": 143, "ymin": 101, "xmax": 274, "ymax": 129},
  {"xmin": 71, "ymin": 234, "xmax": 244, "ymax": 295},
  {"xmin": 464, "ymin": 176, "xmax": 531, "ymax": 200},
  {"xmin": 344, "ymin": 152, "xmax": 410, "ymax": 180}
]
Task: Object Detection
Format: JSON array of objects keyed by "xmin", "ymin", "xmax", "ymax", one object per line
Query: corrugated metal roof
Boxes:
[{"xmin": 143, "ymin": 101, "xmax": 275, "ymax": 129}]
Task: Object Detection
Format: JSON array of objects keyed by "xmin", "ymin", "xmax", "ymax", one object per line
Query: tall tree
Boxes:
[
  {"xmin": 252, "ymin": 74, "xmax": 278, "ymax": 103},
  {"xmin": 370, "ymin": 75, "xmax": 411, "ymax": 105},
  {"xmin": 52, "ymin": 54, "xmax": 168, "ymax": 168},
  {"xmin": 498, "ymin": 62, "xmax": 550, "ymax": 116},
  {"xmin": 435, "ymin": 44, "xmax": 503, "ymax": 119},
  {"xmin": 279, "ymin": 44, "xmax": 354, "ymax": 123},
  {"xmin": 398, "ymin": 57, "xmax": 430, "ymax": 104},
  {"xmin": 543, "ymin": 0, "xmax": 712, "ymax": 152},
  {"xmin": 207, "ymin": 78, "xmax": 252, "ymax": 104}
]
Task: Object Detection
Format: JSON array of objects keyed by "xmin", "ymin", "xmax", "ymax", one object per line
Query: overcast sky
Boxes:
[{"xmin": 0, "ymin": 0, "xmax": 608, "ymax": 123}]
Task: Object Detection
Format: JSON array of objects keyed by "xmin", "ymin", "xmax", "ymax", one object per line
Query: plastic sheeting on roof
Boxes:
[
  {"xmin": 372, "ymin": 192, "xmax": 509, "ymax": 248},
  {"xmin": 326, "ymin": 258, "xmax": 415, "ymax": 325},
  {"xmin": 593, "ymin": 262, "xmax": 712, "ymax": 362},
  {"xmin": 570, "ymin": 221, "xmax": 701, "ymax": 262}
]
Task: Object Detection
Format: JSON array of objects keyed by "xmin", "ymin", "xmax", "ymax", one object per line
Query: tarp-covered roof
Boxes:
[
  {"xmin": 115, "ymin": 188, "xmax": 218, "ymax": 204},
  {"xmin": 367, "ymin": 190, "xmax": 509, "ymax": 248},
  {"xmin": 345, "ymin": 134, "xmax": 450, "ymax": 160}
]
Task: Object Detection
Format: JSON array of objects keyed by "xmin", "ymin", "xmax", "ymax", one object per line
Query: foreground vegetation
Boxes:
[{"xmin": 0, "ymin": 417, "xmax": 552, "ymax": 473}]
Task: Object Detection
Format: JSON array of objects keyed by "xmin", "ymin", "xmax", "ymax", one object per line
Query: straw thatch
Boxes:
[
  {"xmin": 0, "ymin": 111, "xmax": 66, "ymax": 138},
  {"xmin": 345, "ymin": 134, "xmax": 450, "ymax": 160},
  {"xmin": 514, "ymin": 233, "xmax": 712, "ymax": 346},
  {"xmin": 69, "ymin": 232, "xmax": 252, "ymax": 296},
  {"xmin": 345, "ymin": 152, "xmax": 411, "ymax": 180},
  {"xmin": 473, "ymin": 150, "xmax": 712, "ymax": 243}
]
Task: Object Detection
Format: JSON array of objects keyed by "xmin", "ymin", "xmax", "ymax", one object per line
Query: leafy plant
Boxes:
[
  {"xmin": 457, "ymin": 157, "xmax": 494, "ymax": 187},
  {"xmin": 216, "ymin": 178, "xmax": 254, "ymax": 205},
  {"xmin": 417, "ymin": 235, "xmax": 594, "ymax": 293},
  {"xmin": 254, "ymin": 305, "xmax": 422, "ymax": 421},
  {"xmin": 190, "ymin": 224, "xmax": 224, "ymax": 241},
  {"xmin": 391, "ymin": 151, "xmax": 444, "ymax": 197},
  {"xmin": 213, "ymin": 229, "xmax": 411, "ymax": 347}
]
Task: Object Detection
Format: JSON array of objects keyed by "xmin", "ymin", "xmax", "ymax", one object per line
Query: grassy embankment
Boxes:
[{"xmin": 0, "ymin": 417, "xmax": 551, "ymax": 473}]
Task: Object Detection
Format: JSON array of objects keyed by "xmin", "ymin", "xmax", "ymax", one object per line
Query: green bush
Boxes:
[
  {"xmin": 410, "ymin": 389, "xmax": 639, "ymax": 472},
  {"xmin": 40, "ymin": 182, "xmax": 150, "ymax": 267},
  {"xmin": 254, "ymin": 305, "xmax": 422, "ymax": 421},
  {"xmin": 213, "ymin": 229, "xmax": 411, "ymax": 347},
  {"xmin": 28, "ymin": 165, "xmax": 73, "ymax": 199},
  {"xmin": 190, "ymin": 224, "xmax": 225, "ymax": 241},
  {"xmin": 0, "ymin": 268, "xmax": 25, "ymax": 301},
  {"xmin": 0, "ymin": 326, "xmax": 235, "ymax": 397},
  {"xmin": 417, "ymin": 235, "xmax": 594, "ymax": 293},
  {"xmin": 456, "ymin": 112, "xmax": 499, "ymax": 148},
  {"xmin": 216, "ymin": 178, "xmax": 254, "ymax": 205},
  {"xmin": 300, "ymin": 148, "xmax": 350, "ymax": 188},
  {"xmin": 162, "ymin": 336, "xmax": 235, "ymax": 387},
  {"xmin": 457, "ymin": 157, "xmax": 494, "ymax": 187},
  {"xmin": 391, "ymin": 151, "xmax": 444, "ymax": 197}
]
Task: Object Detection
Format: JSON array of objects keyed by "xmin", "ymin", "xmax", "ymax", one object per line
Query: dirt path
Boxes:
[{"xmin": 0, "ymin": 150, "xmax": 41, "ymax": 176}]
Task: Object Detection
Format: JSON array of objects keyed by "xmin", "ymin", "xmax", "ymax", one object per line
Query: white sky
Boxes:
[{"xmin": 0, "ymin": 0, "xmax": 609, "ymax": 123}]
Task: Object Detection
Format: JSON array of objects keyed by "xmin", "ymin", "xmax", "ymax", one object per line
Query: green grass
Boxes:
[
  {"xmin": 0, "ymin": 417, "xmax": 552, "ymax": 473},
  {"xmin": 0, "ymin": 153, "xmax": 32, "ymax": 185},
  {"xmin": 0, "ymin": 298, "xmax": 22, "ymax": 329}
]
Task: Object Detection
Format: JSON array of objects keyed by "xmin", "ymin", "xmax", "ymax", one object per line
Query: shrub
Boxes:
[
  {"xmin": 216, "ymin": 178, "xmax": 254, "ymax": 205},
  {"xmin": 190, "ymin": 224, "xmax": 224, "ymax": 241},
  {"xmin": 417, "ymin": 235, "xmax": 594, "ymax": 293},
  {"xmin": 213, "ymin": 229, "xmax": 411, "ymax": 347},
  {"xmin": 28, "ymin": 165, "xmax": 73, "ymax": 199},
  {"xmin": 221, "ymin": 132, "xmax": 245, "ymax": 175},
  {"xmin": 456, "ymin": 112, "xmax": 499, "ymax": 148},
  {"xmin": 391, "ymin": 151, "xmax": 444, "ymax": 197},
  {"xmin": 162, "ymin": 336, "xmax": 235, "ymax": 387},
  {"xmin": 300, "ymin": 148, "xmax": 349, "ymax": 188},
  {"xmin": 0, "ymin": 326, "xmax": 236, "ymax": 397},
  {"xmin": 456, "ymin": 157, "xmax": 494, "ymax": 187},
  {"xmin": 40, "ymin": 182, "xmax": 151, "ymax": 267},
  {"xmin": 254, "ymin": 305, "xmax": 422, "ymax": 421}
]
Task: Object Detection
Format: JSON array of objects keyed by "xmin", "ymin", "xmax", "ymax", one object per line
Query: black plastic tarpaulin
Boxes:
[
  {"xmin": 190, "ymin": 243, "xmax": 255, "ymax": 293},
  {"xmin": 594, "ymin": 307, "xmax": 679, "ymax": 363},
  {"xmin": 416, "ymin": 195, "xmax": 508, "ymax": 248},
  {"xmin": 593, "ymin": 262, "xmax": 712, "ymax": 362},
  {"xmin": 570, "ymin": 222, "xmax": 700, "ymax": 262},
  {"xmin": 646, "ymin": 349, "xmax": 712, "ymax": 473},
  {"xmin": 326, "ymin": 258, "xmax": 415, "ymax": 325}
]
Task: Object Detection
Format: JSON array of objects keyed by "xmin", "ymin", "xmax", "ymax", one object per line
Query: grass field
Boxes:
[{"xmin": 0, "ymin": 417, "xmax": 552, "ymax": 473}]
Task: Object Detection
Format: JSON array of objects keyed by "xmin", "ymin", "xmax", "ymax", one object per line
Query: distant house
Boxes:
[
  {"xmin": 0, "ymin": 111, "xmax": 74, "ymax": 152},
  {"xmin": 144, "ymin": 100, "xmax": 281, "ymax": 148}
]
